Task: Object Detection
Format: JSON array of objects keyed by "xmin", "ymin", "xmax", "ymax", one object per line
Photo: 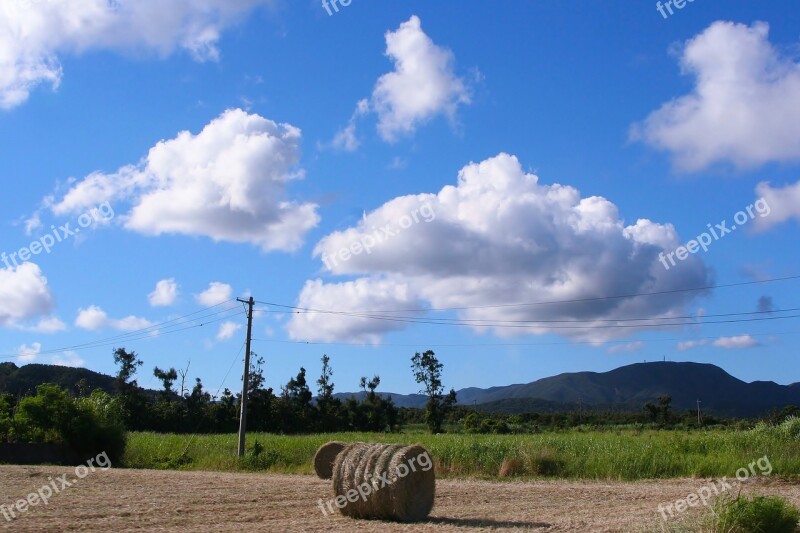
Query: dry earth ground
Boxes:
[{"xmin": 1, "ymin": 466, "xmax": 798, "ymax": 532}]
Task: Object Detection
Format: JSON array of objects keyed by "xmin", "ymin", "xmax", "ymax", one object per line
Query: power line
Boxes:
[
  {"xmin": 254, "ymin": 274, "xmax": 800, "ymax": 314},
  {"xmin": 250, "ymin": 304, "xmax": 800, "ymax": 330},
  {"xmin": 258, "ymin": 306, "xmax": 800, "ymax": 325},
  {"xmin": 251, "ymin": 330, "xmax": 800, "ymax": 348},
  {"xmin": 265, "ymin": 311, "xmax": 800, "ymax": 330},
  {"xmin": 0, "ymin": 300, "xmax": 244, "ymax": 360}
]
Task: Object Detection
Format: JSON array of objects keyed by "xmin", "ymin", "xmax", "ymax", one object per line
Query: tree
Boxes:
[
  {"xmin": 658, "ymin": 394, "xmax": 673, "ymax": 423},
  {"xmin": 644, "ymin": 395, "xmax": 674, "ymax": 425},
  {"xmin": 212, "ymin": 388, "xmax": 239, "ymax": 432},
  {"xmin": 644, "ymin": 402, "xmax": 659, "ymax": 422},
  {"xmin": 245, "ymin": 355, "xmax": 276, "ymax": 432},
  {"xmin": 113, "ymin": 348, "xmax": 142, "ymax": 394},
  {"xmin": 178, "ymin": 361, "xmax": 191, "ymax": 397},
  {"xmin": 279, "ymin": 367, "xmax": 313, "ymax": 432},
  {"xmin": 186, "ymin": 378, "xmax": 212, "ymax": 430},
  {"xmin": 153, "ymin": 367, "xmax": 178, "ymax": 400},
  {"xmin": 360, "ymin": 375, "xmax": 381, "ymax": 402},
  {"xmin": 355, "ymin": 375, "xmax": 398, "ymax": 432},
  {"xmin": 411, "ymin": 350, "xmax": 456, "ymax": 433},
  {"xmin": 0, "ymin": 393, "xmax": 14, "ymax": 441},
  {"xmin": 112, "ymin": 348, "xmax": 145, "ymax": 428},
  {"xmin": 316, "ymin": 354, "xmax": 345, "ymax": 432},
  {"xmin": 75, "ymin": 378, "xmax": 92, "ymax": 398},
  {"xmin": 13, "ymin": 384, "xmax": 126, "ymax": 461},
  {"xmin": 317, "ymin": 354, "xmax": 334, "ymax": 402}
]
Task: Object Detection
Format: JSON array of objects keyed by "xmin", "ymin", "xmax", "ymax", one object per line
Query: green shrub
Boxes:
[
  {"xmin": 0, "ymin": 393, "xmax": 13, "ymax": 441},
  {"xmin": 779, "ymin": 416, "xmax": 800, "ymax": 440},
  {"xmin": 709, "ymin": 494, "xmax": 800, "ymax": 533},
  {"xmin": 13, "ymin": 384, "xmax": 127, "ymax": 464},
  {"xmin": 239, "ymin": 439, "xmax": 280, "ymax": 470}
]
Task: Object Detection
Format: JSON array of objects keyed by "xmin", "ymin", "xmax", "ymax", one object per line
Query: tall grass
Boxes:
[{"xmin": 124, "ymin": 427, "xmax": 800, "ymax": 480}]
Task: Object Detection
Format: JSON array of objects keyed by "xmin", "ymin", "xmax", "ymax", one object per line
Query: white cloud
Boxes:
[
  {"xmin": 75, "ymin": 305, "xmax": 152, "ymax": 331},
  {"xmin": 0, "ymin": 0, "xmax": 273, "ymax": 109},
  {"xmin": 149, "ymin": 278, "xmax": 179, "ymax": 307},
  {"xmin": 216, "ymin": 321, "xmax": 241, "ymax": 340},
  {"xmin": 49, "ymin": 109, "xmax": 319, "ymax": 252},
  {"xmin": 329, "ymin": 98, "xmax": 368, "ymax": 152},
  {"xmin": 0, "ymin": 263, "xmax": 55, "ymax": 329},
  {"xmin": 51, "ymin": 350, "xmax": 85, "ymax": 367},
  {"xmin": 331, "ymin": 121, "xmax": 360, "ymax": 152},
  {"xmin": 753, "ymin": 181, "xmax": 800, "ymax": 231},
  {"xmin": 677, "ymin": 339, "xmax": 708, "ymax": 351},
  {"xmin": 288, "ymin": 278, "xmax": 420, "ymax": 344},
  {"xmin": 17, "ymin": 342, "xmax": 41, "ymax": 363},
  {"xmin": 632, "ymin": 21, "xmax": 800, "ymax": 171},
  {"xmin": 713, "ymin": 335, "xmax": 759, "ymax": 349},
  {"xmin": 24, "ymin": 211, "xmax": 42, "ymax": 235},
  {"xmin": 370, "ymin": 15, "xmax": 470, "ymax": 142},
  {"xmin": 195, "ymin": 282, "xmax": 233, "ymax": 306},
  {"xmin": 607, "ymin": 341, "xmax": 645, "ymax": 354},
  {"xmin": 292, "ymin": 153, "xmax": 711, "ymax": 343},
  {"xmin": 24, "ymin": 316, "xmax": 68, "ymax": 334}
]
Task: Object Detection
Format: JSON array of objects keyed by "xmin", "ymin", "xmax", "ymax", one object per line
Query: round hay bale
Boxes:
[
  {"xmin": 313, "ymin": 441, "xmax": 347, "ymax": 480},
  {"xmin": 331, "ymin": 442, "xmax": 435, "ymax": 522}
]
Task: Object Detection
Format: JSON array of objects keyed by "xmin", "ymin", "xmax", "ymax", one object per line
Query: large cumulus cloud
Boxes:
[
  {"xmin": 50, "ymin": 109, "xmax": 319, "ymax": 252},
  {"xmin": 289, "ymin": 153, "xmax": 711, "ymax": 343}
]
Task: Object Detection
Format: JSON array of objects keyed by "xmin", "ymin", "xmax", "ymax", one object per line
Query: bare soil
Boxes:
[{"xmin": 1, "ymin": 466, "xmax": 798, "ymax": 532}]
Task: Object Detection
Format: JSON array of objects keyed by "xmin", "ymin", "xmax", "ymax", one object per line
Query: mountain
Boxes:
[
  {"xmin": 337, "ymin": 362, "xmax": 800, "ymax": 418},
  {"xmin": 331, "ymin": 391, "xmax": 429, "ymax": 408},
  {"xmin": 0, "ymin": 362, "xmax": 116, "ymax": 397},
  {"xmin": 3, "ymin": 361, "xmax": 798, "ymax": 418}
]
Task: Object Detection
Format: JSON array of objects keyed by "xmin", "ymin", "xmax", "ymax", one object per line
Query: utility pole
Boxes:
[
  {"xmin": 237, "ymin": 296, "xmax": 255, "ymax": 457},
  {"xmin": 696, "ymin": 399, "xmax": 703, "ymax": 426}
]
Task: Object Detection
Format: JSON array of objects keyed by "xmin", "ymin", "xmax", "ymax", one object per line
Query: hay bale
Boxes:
[
  {"xmin": 330, "ymin": 442, "xmax": 435, "ymax": 522},
  {"xmin": 313, "ymin": 441, "xmax": 347, "ymax": 480},
  {"xmin": 387, "ymin": 444, "xmax": 435, "ymax": 522}
]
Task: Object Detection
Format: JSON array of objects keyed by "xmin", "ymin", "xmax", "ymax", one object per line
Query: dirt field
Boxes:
[{"xmin": 1, "ymin": 466, "xmax": 798, "ymax": 532}]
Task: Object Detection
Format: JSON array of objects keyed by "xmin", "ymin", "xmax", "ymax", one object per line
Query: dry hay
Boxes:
[
  {"xmin": 313, "ymin": 441, "xmax": 347, "ymax": 480},
  {"xmin": 331, "ymin": 442, "xmax": 435, "ymax": 522},
  {"xmin": 499, "ymin": 457, "xmax": 526, "ymax": 478}
]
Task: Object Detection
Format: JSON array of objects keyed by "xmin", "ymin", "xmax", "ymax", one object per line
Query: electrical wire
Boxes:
[
  {"xmin": 0, "ymin": 300, "xmax": 244, "ymax": 360},
  {"xmin": 254, "ymin": 274, "xmax": 800, "ymax": 314},
  {"xmin": 251, "ymin": 330, "xmax": 800, "ymax": 348}
]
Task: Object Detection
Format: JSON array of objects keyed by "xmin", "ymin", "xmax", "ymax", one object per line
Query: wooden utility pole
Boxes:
[
  {"xmin": 237, "ymin": 296, "xmax": 255, "ymax": 457},
  {"xmin": 696, "ymin": 399, "xmax": 703, "ymax": 426}
]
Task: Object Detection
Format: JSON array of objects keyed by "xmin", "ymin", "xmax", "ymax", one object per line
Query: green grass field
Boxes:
[{"xmin": 124, "ymin": 423, "xmax": 800, "ymax": 481}]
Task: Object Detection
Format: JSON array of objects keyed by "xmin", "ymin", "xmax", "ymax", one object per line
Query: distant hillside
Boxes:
[
  {"xmin": 335, "ymin": 362, "xmax": 800, "ymax": 418},
  {"xmin": 4, "ymin": 361, "xmax": 798, "ymax": 418},
  {"xmin": 331, "ymin": 391, "xmax": 428, "ymax": 409},
  {"xmin": 0, "ymin": 363, "xmax": 115, "ymax": 397}
]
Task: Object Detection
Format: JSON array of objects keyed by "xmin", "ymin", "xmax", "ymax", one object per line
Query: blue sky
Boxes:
[{"xmin": 1, "ymin": 0, "xmax": 799, "ymax": 398}]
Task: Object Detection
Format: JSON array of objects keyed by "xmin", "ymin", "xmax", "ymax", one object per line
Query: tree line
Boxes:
[
  {"xmin": 0, "ymin": 347, "xmax": 457, "ymax": 462},
  {"xmin": 116, "ymin": 348, "xmax": 456, "ymax": 434}
]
